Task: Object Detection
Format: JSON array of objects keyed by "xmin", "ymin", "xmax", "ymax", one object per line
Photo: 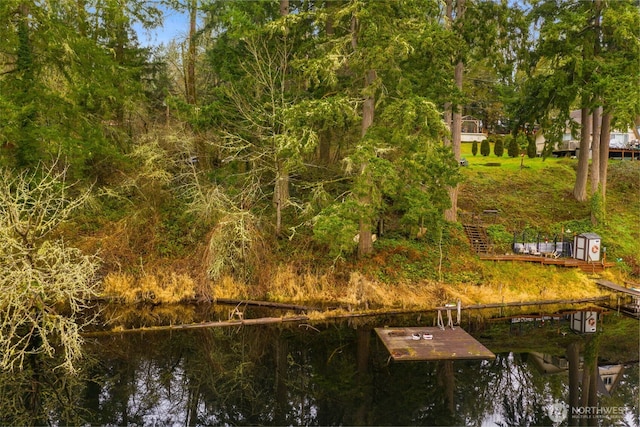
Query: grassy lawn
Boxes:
[
  {"xmin": 458, "ymin": 142, "xmax": 585, "ymax": 234},
  {"xmin": 456, "ymin": 141, "xmax": 638, "ymax": 280},
  {"xmin": 460, "ymin": 141, "xmax": 568, "ymax": 172}
]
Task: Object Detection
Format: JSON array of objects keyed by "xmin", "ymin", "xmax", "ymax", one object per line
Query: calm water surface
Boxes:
[{"xmin": 1, "ymin": 305, "xmax": 639, "ymax": 426}]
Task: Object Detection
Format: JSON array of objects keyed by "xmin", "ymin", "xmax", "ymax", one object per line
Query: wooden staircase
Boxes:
[{"xmin": 463, "ymin": 224, "xmax": 491, "ymax": 254}]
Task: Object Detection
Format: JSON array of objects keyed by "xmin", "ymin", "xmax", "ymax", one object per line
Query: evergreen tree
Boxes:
[
  {"xmin": 472, "ymin": 140, "xmax": 478, "ymax": 156},
  {"xmin": 480, "ymin": 139, "xmax": 490, "ymax": 156},
  {"xmin": 516, "ymin": 0, "xmax": 639, "ymax": 202},
  {"xmin": 0, "ymin": 0, "xmax": 162, "ymax": 177},
  {"xmin": 192, "ymin": 0, "xmax": 460, "ymax": 258},
  {"xmin": 507, "ymin": 135, "xmax": 519, "ymax": 158},
  {"xmin": 494, "ymin": 136, "xmax": 504, "ymax": 157}
]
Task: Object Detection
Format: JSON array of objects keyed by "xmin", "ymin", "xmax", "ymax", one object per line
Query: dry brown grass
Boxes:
[
  {"xmin": 209, "ymin": 276, "xmax": 251, "ymax": 300},
  {"xmin": 102, "ymin": 269, "xmax": 196, "ymax": 304},
  {"xmin": 264, "ymin": 266, "xmax": 336, "ymax": 303},
  {"xmin": 100, "ymin": 259, "xmax": 608, "ymax": 313},
  {"xmin": 201, "ymin": 266, "xmax": 454, "ymax": 310}
]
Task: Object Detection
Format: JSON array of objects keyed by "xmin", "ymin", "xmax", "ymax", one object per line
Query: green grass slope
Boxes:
[{"xmin": 75, "ymin": 141, "xmax": 639, "ymax": 308}]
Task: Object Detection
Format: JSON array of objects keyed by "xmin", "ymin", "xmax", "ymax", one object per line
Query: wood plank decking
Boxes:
[
  {"xmin": 595, "ymin": 279, "xmax": 640, "ymax": 297},
  {"xmin": 374, "ymin": 327, "xmax": 495, "ymax": 362},
  {"xmin": 478, "ymin": 254, "xmax": 615, "ymax": 273}
]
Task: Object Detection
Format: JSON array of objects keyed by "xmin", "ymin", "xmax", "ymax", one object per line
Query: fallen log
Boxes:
[
  {"xmin": 214, "ymin": 298, "xmax": 321, "ymax": 312},
  {"xmin": 82, "ymin": 296, "xmax": 611, "ymax": 337},
  {"xmin": 82, "ymin": 315, "xmax": 312, "ymax": 337}
]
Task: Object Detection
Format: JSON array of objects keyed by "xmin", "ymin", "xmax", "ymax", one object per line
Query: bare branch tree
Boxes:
[{"xmin": 0, "ymin": 163, "xmax": 100, "ymax": 373}]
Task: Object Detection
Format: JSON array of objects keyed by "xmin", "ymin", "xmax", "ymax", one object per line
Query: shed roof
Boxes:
[{"xmin": 578, "ymin": 232, "xmax": 601, "ymax": 239}]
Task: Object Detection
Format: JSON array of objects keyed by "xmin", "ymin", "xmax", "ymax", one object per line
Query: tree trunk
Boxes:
[
  {"xmin": 590, "ymin": 0, "xmax": 602, "ymax": 195},
  {"xmin": 573, "ymin": 106, "xmax": 591, "ymax": 202},
  {"xmin": 580, "ymin": 362, "xmax": 591, "ymax": 414},
  {"xmin": 590, "ymin": 107, "xmax": 601, "ymax": 194},
  {"xmin": 444, "ymin": 0, "xmax": 464, "ymax": 222},
  {"xmin": 271, "ymin": 0, "xmax": 291, "ymax": 237},
  {"xmin": 443, "ymin": 102, "xmax": 452, "ymax": 145},
  {"xmin": 318, "ymin": 1, "xmax": 336, "ymax": 164},
  {"xmin": 586, "ymin": 361, "xmax": 599, "ymax": 427},
  {"xmin": 445, "ymin": 60, "xmax": 463, "ymax": 222},
  {"xmin": 354, "ymin": 327, "xmax": 372, "ymax": 425},
  {"xmin": 443, "ymin": 360, "xmax": 455, "ymax": 414},
  {"xmin": 599, "ymin": 112, "xmax": 611, "ymax": 201},
  {"xmin": 186, "ymin": 380, "xmax": 200, "ymax": 426},
  {"xmin": 590, "ymin": 107, "xmax": 603, "ymax": 226},
  {"xmin": 362, "ymin": 70, "xmax": 376, "ymax": 136},
  {"xmin": 443, "ymin": 0, "xmax": 454, "ymax": 150},
  {"xmin": 15, "ymin": 2, "xmax": 38, "ymax": 167},
  {"xmin": 318, "ymin": 130, "xmax": 332, "ymax": 164},
  {"xmin": 274, "ymin": 332, "xmax": 289, "ymax": 426},
  {"xmin": 358, "ymin": 69, "xmax": 377, "ymax": 257},
  {"xmin": 185, "ymin": 0, "xmax": 197, "ymax": 105},
  {"xmin": 273, "ymin": 160, "xmax": 289, "ymax": 236},
  {"xmin": 452, "ymin": 61, "xmax": 463, "ymax": 163},
  {"xmin": 358, "ymin": 218, "xmax": 373, "ymax": 258},
  {"xmin": 567, "ymin": 341, "xmax": 580, "ymax": 426}
]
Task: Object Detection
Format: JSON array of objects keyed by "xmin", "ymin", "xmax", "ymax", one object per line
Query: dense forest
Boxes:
[{"xmin": 0, "ymin": 0, "xmax": 639, "ymax": 373}]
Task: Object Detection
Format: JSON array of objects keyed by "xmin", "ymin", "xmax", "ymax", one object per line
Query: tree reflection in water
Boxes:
[
  {"xmin": 0, "ymin": 356, "xmax": 90, "ymax": 425},
  {"xmin": 0, "ymin": 315, "xmax": 638, "ymax": 426}
]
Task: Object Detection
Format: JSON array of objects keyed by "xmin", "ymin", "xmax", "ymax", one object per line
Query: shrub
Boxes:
[
  {"xmin": 313, "ymin": 201, "xmax": 359, "ymax": 259},
  {"xmin": 485, "ymin": 224, "xmax": 515, "ymax": 254},
  {"xmin": 494, "ymin": 136, "xmax": 504, "ymax": 157},
  {"xmin": 607, "ymin": 161, "xmax": 640, "ymax": 193},
  {"xmin": 516, "ymin": 133, "xmax": 529, "ymax": 152},
  {"xmin": 480, "ymin": 139, "xmax": 490, "ymax": 156},
  {"xmin": 472, "ymin": 140, "xmax": 478, "ymax": 156}
]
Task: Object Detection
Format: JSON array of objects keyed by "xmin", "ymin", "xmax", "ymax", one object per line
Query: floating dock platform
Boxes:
[{"xmin": 374, "ymin": 327, "xmax": 495, "ymax": 362}]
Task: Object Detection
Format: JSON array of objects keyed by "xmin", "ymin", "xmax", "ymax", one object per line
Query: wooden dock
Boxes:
[
  {"xmin": 374, "ymin": 327, "xmax": 495, "ymax": 362},
  {"xmin": 479, "ymin": 254, "xmax": 615, "ymax": 273},
  {"xmin": 595, "ymin": 279, "xmax": 640, "ymax": 297}
]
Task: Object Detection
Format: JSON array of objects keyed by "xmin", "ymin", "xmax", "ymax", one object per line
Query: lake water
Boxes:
[{"xmin": 1, "ymin": 305, "xmax": 638, "ymax": 426}]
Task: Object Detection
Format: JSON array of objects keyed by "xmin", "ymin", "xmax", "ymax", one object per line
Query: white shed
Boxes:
[
  {"xmin": 571, "ymin": 311, "xmax": 598, "ymax": 333},
  {"xmin": 573, "ymin": 232, "xmax": 601, "ymax": 262}
]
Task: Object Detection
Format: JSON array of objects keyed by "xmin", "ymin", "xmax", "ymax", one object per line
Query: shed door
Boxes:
[
  {"xmin": 574, "ymin": 236, "xmax": 587, "ymax": 260},
  {"xmin": 587, "ymin": 239, "xmax": 601, "ymax": 262}
]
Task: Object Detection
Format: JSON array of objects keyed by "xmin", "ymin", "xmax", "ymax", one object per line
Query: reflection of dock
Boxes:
[
  {"xmin": 374, "ymin": 327, "xmax": 495, "ymax": 362},
  {"xmin": 479, "ymin": 254, "xmax": 615, "ymax": 273},
  {"xmin": 596, "ymin": 279, "xmax": 640, "ymax": 319}
]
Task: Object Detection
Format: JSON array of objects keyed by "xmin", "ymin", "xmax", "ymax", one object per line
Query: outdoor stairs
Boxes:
[{"xmin": 463, "ymin": 224, "xmax": 491, "ymax": 254}]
